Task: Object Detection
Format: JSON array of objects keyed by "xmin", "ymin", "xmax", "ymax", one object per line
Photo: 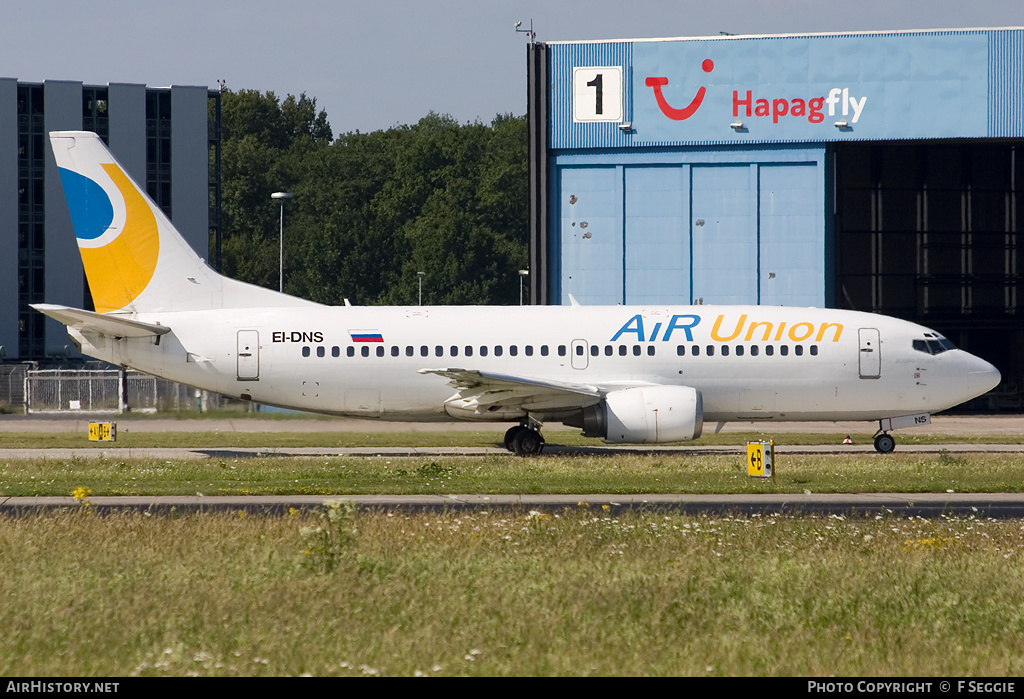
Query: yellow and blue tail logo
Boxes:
[
  {"xmin": 51, "ymin": 130, "xmax": 319, "ymax": 314},
  {"xmin": 57, "ymin": 162, "xmax": 160, "ymax": 313}
]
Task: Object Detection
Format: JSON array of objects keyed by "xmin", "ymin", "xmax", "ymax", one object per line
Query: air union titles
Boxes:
[{"xmin": 610, "ymin": 313, "xmax": 844, "ymax": 344}]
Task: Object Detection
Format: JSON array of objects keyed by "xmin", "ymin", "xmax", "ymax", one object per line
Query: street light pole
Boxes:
[
  {"xmin": 271, "ymin": 192, "xmax": 293, "ymax": 292},
  {"xmin": 417, "ymin": 271, "xmax": 425, "ymax": 306},
  {"xmin": 519, "ymin": 269, "xmax": 529, "ymax": 306}
]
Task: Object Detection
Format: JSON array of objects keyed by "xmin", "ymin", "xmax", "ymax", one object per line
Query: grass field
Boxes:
[
  {"xmin": 2, "ymin": 451, "xmax": 1023, "ymax": 497},
  {"xmin": 3, "ymin": 429, "xmax": 1023, "ymax": 676},
  {"xmin": 2, "ymin": 507, "xmax": 1023, "ymax": 676},
  {"xmin": 1, "ymin": 427, "xmax": 1021, "ymax": 450}
]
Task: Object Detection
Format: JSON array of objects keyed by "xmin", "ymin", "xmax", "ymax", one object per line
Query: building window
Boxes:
[{"xmin": 146, "ymin": 90, "xmax": 172, "ymax": 218}]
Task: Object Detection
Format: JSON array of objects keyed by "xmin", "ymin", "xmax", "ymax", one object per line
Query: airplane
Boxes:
[{"xmin": 34, "ymin": 131, "xmax": 1001, "ymax": 455}]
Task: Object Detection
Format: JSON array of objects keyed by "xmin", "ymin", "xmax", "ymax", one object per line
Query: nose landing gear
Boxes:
[{"xmin": 873, "ymin": 432, "xmax": 896, "ymax": 453}]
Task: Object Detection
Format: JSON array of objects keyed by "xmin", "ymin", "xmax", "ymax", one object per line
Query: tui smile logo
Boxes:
[{"xmin": 645, "ymin": 59, "xmax": 714, "ymax": 121}]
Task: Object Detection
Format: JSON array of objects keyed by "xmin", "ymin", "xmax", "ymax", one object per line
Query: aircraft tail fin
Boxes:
[{"xmin": 49, "ymin": 131, "xmax": 318, "ymax": 314}]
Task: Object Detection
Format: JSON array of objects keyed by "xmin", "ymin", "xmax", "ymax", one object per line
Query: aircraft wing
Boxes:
[
  {"xmin": 419, "ymin": 368, "xmax": 606, "ymax": 413},
  {"xmin": 31, "ymin": 304, "xmax": 170, "ymax": 338}
]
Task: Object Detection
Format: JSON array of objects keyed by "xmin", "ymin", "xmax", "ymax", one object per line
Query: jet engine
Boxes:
[{"xmin": 571, "ymin": 385, "xmax": 703, "ymax": 444}]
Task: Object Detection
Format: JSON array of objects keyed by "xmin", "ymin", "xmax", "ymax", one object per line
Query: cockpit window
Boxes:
[{"xmin": 913, "ymin": 336, "xmax": 957, "ymax": 355}]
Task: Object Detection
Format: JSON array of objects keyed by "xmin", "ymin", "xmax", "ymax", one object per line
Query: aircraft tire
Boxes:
[
  {"xmin": 513, "ymin": 428, "xmax": 544, "ymax": 457},
  {"xmin": 504, "ymin": 425, "xmax": 527, "ymax": 451},
  {"xmin": 874, "ymin": 433, "xmax": 896, "ymax": 454}
]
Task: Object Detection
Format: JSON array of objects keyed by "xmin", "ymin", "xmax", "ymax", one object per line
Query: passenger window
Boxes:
[
  {"xmin": 765, "ymin": 345, "xmax": 774, "ymax": 356},
  {"xmin": 647, "ymin": 346, "xmax": 655, "ymax": 356},
  {"xmin": 677, "ymin": 345, "xmax": 685, "ymax": 356},
  {"xmin": 465, "ymin": 346, "xmax": 473, "ymax": 357},
  {"xmin": 750, "ymin": 345, "xmax": 759, "ymax": 356},
  {"xmin": 348, "ymin": 346, "xmax": 355, "ymax": 357},
  {"xmin": 541, "ymin": 345, "xmax": 549, "ymax": 356},
  {"xmin": 575, "ymin": 345, "xmax": 584, "ymax": 356},
  {"xmin": 558, "ymin": 345, "xmax": 566, "ymax": 357},
  {"xmin": 420, "ymin": 346, "xmax": 428, "ymax": 357},
  {"xmin": 302, "ymin": 346, "xmax": 310, "ymax": 357},
  {"xmin": 810, "ymin": 345, "xmax": 818, "ymax": 356},
  {"xmin": 495, "ymin": 346, "xmax": 503, "ymax": 357},
  {"xmin": 591, "ymin": 345, "xmax": 599, "ymax": 357},
  {"xmin": 722, "ymin": 345, "xmax": 730, "ymax": 356},
  {"xmin": 795, "ymin": 345, "xmax": 804, "ymax": 356},
  {"xmin": 735, "ymin": 345, "xmax": 744, "ymax": 357},
  {"xmin": 780, "ymin": 345, "xmax": 789, "ymax": 356},
  {"xmin": 332, "ymin": 346, "xmax": 340, "ymax": 357},
  {"xmin": 510, "ymin": 346, "xmax": 518, "ymax": 357},
  {"xmin": 316, "ymin": 346, "xmax": 325, "ymax": 357},
  {"xmin": 406, "ymin": 346, "xmax": 413, "ymax": 357},
  {"xmin": 376, "ymin": 346, "xmax": 385, "ymax": 357},
  {"xmin": 391, "ymin": 346, "xmax": 399, "ymax": 357},
  {"xmin": 361, "ymin": 346, "xmax": 369, "ymax": 357},
  {"xmin": 633, "ymin": 345, "xmax": 641, "ymax": 356},
  {"xmin": 691, "ymin": 345, "xmax": 700, "ymax": 356},
  {"xmin": 607, "ymin": 345, "xmax": 614, "ymax": 356},
  {"xmin": 618, "ymin": 345, "xmax": 627, "ymax": 356},
  {"xmin": 435, "ymin": 346, "xmax": 443, "ymax": 357},
  {"xmin": 706, "ymin": 345, "xmax": 715, "ymax": 356},
  {"xmin": 525, "ymin": 345, "xmax": 533, "ymax": 356},
  {"xmin": 451, "ymin": 346, "xmax": 459, "ymax": 357},
  {"xmin": 480, "ymin": 346, "xmax": 489, "ymax": 357}
]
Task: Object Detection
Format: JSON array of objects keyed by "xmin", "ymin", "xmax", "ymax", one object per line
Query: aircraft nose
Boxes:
[{"xmin": 967, "ymin": 357, "xmax": 1001, "ymax": 397}]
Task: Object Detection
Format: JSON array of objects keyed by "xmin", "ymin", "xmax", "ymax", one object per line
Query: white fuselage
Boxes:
[{"xmin": 70, "ymin": 304, "xmax": 1000, "ymax": 425}]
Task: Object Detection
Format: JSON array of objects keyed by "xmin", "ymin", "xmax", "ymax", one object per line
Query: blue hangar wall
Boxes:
[{"xmin": 529, "ymin": 29, "xmax": 1024, "ymax": 310}]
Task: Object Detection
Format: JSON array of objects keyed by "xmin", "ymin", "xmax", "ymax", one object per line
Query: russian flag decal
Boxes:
[{"xmin": 350, "ymin": 330, "xmax": 384, "ymax": 343}]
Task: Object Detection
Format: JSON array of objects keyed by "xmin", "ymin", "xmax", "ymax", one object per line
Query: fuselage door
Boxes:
[
  {"xmin": 858, "ymin": 328, "xmax": 881, "ymax": 379},
  {"xmin": 571, "ymin": 339, "xmax": 589, "ymax": 370},
  {"xmin": 237, "ymin": 330, "xmax": 260, "ymax": 381}
]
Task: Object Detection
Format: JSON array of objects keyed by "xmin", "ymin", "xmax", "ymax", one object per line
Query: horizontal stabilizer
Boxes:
[{"xmin": 31, "ymin": 304, "xmax": 171, "ymax": 338}]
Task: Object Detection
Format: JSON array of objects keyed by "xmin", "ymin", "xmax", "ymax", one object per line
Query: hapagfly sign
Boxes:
[
  {"xmin": 561, "ymin": 31, "xmax": 999, "ymax": 145},
  {"xmin": 631, "ymin": 33, "xmax": 989, "ymax": 142}
]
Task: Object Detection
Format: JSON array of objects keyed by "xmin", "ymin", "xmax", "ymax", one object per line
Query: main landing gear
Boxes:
[{"xmin": 504, "ymin": 423, "xmax": 545, "ymax": 457}]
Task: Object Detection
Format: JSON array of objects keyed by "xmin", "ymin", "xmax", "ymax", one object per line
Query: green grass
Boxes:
[
  {"xmin": 2, "ymin": 451, "xmax": 1023, "ymax": 497},
  {"xmin": 2, "ymin": 508, "xmax": 1023, "ymax": 676},
  {"xmin": 1, "ymin": 428, "xmax": 1022, "ymax": 450}
]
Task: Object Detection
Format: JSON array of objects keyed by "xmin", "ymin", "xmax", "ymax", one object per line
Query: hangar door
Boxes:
[
  {"xmin": 690, "ymin": 165, "xmax": 757, "ymax": 304},
  {"xmin": 556, "ymin": 156, "xmax": 824, "ymax": 307},
  {"xmin": 559, "ymin": 166, "xmax": 623, "ymax": 305}
]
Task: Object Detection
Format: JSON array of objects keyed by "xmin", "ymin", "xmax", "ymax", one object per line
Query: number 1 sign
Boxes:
[{"xmin": 572, "ymin": 66, "xmax": 623, "ymax": 122}]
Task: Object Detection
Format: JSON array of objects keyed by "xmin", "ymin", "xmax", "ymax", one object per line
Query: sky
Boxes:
[{"xmin": 1, "ymin": 0, "xmax": 1021, "ymax": 136}]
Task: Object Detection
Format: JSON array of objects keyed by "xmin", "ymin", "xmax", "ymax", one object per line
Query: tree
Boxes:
[
  {"xmin": 217, "ymin": 90, "xmax": 332, "ymax": 288},
  {"xmin": 218, "ymin": 90, "xmax": 528, "ymax": 306}
]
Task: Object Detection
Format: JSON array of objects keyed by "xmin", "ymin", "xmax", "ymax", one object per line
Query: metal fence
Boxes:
[
  {"xmin": 23, "ymin": 369, "xmax": 223, "ymax": 414},
  {"xmin": 0, "ymin": 364, "xmax": 29, "ymax": 410}
]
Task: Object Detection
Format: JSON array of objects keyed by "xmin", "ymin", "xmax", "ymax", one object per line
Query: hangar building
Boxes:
[
  {"xmin": 526, "ymin": 28, "xmax": 1024, "ymax": 409},
  {"xmin": 0, "ymin": 80, "xmax": 220, "ymax": 363}
]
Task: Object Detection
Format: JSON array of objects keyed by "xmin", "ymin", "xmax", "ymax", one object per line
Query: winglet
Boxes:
[{"xmin": 568, "ymin": 294, "xmax": 581, "ymax": 307}]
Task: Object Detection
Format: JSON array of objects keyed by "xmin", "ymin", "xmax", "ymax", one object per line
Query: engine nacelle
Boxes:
[{"xmin": 575, "ymin": 385, "xmax": 703, "ymax": 444}]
